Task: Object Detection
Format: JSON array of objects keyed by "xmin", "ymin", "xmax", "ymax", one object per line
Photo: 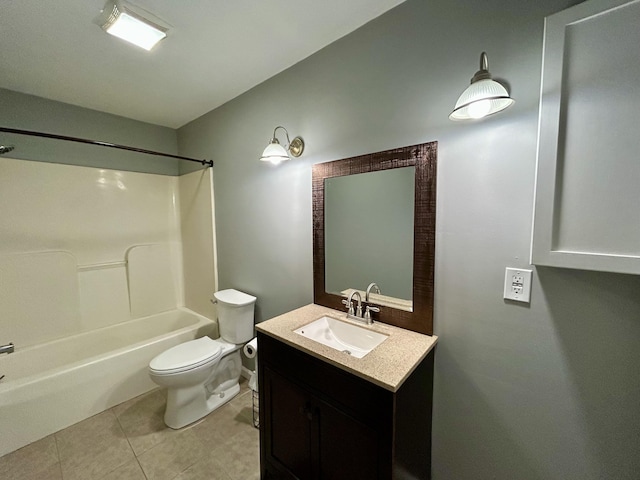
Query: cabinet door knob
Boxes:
[{"xmin": 299, "ymin": 404, "xmax": 314, "ymax": 420}]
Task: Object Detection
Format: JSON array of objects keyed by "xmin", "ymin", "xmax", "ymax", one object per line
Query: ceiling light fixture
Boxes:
[
  {"xmin": 97, "ymin": 0, "xmax": 168, "ymax": 51},
  {"xmin": 449, "ymin": 52, "xmax": 514, "ymax": 121},
  {"xmin": 260, "ymin": 126, "xmax": 305, "ymax": 165}
]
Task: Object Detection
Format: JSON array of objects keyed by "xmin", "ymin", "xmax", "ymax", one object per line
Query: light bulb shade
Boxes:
[
  {"xmin": 450, "ymin": 79, "xmax": 514, "ymax": 120},
  {"xmin": 260, "ymin": 141, "xmax": 290, "ymax": 164},
  {"xmin": 259, "ymin": 126, "xmax": 305, "ymax": 164},
  {"xmin": 99, "ymin": 1, "xmax": 167, "ymax": 51}
]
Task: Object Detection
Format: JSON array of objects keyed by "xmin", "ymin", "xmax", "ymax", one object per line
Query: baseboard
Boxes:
[{"xmin": 241, "ymin": 366, "xmax": 254, "ymax": 380}]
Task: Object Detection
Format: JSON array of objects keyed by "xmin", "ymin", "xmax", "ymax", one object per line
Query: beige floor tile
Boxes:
[
  {"xmin": 192, "ymin": 392, "xmax": 255, "ymax": 446},
  {"xmin": 231, "ymin": 389, "xmax": 256, "ymax": 424},
  {"xmin": 3, "ymin": 463, "xmax": 64, "ymax": 480},
  {"xmin": 174, "ymin": 456, "xmax": 232, "ymax": 480},
  {"xmin": 55, "ymin": 410, "xmax": 135, "ymax": 480},
  {"xmin": 33, "ymin": 463, "xmax": 64, "ymax": 480},
  {"xmin": 113, "ymin": 388, "xmax": 179, "ymax": 456},
  {"xmin": 0, "ymin": 379, "xmax": 260, "ymax": 480},
  {"xmin": 99, "ymin": 459, "xmax": 146, "ymax": 480},
  {"xmin": 0, "ymin": 435, "xmax": 61, "ymax": 480},
  {"xmin": 210, "ymin": 427, "xmax": 260, "ymax": 480},
  {"xmin": 137, "ymin": 428, "xmax": 207, "ymax": 480}
]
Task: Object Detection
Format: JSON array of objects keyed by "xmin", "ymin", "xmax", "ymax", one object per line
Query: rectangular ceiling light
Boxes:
[{"xmin": 100, "ymin": 1, "xmax": 167, "ymax": 51}]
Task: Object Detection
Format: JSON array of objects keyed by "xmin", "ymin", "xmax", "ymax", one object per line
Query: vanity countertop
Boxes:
[{"xmin": 256, "ymin": 303, "xmax": 437, "ymax": 392}]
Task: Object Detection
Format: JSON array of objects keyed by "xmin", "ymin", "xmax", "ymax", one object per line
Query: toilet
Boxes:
[{"xmin": 148, "ymin": 289, "xmax": 256, "ymax": 429}]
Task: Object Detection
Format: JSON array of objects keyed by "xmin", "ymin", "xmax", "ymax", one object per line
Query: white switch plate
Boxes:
[{"xmin": 503, "ymin": 267, "xmax": 532, "ymax": 303}]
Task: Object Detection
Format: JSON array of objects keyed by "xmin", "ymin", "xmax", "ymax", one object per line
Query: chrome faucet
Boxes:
[
  {"xmin": 342, "ymin": 290, "xmax": 380, "ymax": 325},
  {"xmin": 342, "ymin": 290, "xmax": 363, "ymax": 319},
  {"xmin": 365, "ymin": 282, "xmax": 381, "ymax": 302},
  {"xmin": 0, "ymin": 343, "xmax": 14, "ymax": 355}
]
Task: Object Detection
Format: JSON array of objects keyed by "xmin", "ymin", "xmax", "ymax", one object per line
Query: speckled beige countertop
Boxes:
[{"xmin": 256, "ymin": 303, "xmax": 437, "ymax": 392}]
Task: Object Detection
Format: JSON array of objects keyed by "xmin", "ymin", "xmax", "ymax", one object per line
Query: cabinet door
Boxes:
[
  {"xmin": 532, "ymin": 0, "xmax": 640, "ymax": 274},
  {"xmin": 315, "ymin": 395, "xmax": 380, "ymax": 480},
  {"xmin": 263, "ymin": 366, "xmax": 313, "ymax": 479}
]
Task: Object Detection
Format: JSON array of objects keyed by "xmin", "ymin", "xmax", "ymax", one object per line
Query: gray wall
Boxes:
[
  {"xmin": 178, "ymin": 0, "xmax": 640, "ymax": 478},
  {"xmin": 0, "ymin": 88, "xmax": 180, "ymax": 175}
]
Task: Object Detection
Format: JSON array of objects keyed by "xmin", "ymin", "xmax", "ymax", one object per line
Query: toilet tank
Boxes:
[{"xmin": 214, "ymin": 289, "xmax": 256, "ymax": 344}]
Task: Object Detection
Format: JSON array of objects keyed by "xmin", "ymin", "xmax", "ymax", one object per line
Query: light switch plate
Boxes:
[{"xmin": 503, "ymin": 267, "xmax": 532, "ymax": 303}]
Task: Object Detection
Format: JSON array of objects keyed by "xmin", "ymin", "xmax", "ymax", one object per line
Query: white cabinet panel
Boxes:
[{"xmin": 531, "ymin": 0, "xmax": 640, "ymax": 274}]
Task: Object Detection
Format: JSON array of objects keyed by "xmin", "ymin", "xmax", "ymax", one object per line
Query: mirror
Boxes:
[
  {"xmin": 312, "ymin": 142, "xmax": 437, "ymax": 335},
  {"xmin": 324, "ymin": 167, "xmax": 415, "ymax": 311}
]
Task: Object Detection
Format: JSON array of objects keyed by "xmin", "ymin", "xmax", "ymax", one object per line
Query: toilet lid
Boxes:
[{"xmin": 149, "ymin": 337, "xmax": 222, "ymax": 374}]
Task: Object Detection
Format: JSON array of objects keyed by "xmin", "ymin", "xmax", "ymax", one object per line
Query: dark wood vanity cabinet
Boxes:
[{"xmin": 258, "ymin": 332, "xmax": 434, "ymax": 480}]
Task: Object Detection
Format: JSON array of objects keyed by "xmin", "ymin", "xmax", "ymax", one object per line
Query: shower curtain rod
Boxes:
[{"xmin": 0, "ymin": 127, "xmax": 214, "ymax": 167}]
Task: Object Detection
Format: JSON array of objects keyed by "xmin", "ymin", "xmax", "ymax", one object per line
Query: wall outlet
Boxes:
[{"xmin": 503, "ymin": 267, "xmax": 532, "ymax": 303}]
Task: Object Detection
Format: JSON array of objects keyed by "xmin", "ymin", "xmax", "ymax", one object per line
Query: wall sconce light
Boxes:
[
  {"xmin": 449, "ymin": 52, "xmax": 514, "ymax": 121},
  {"xmin": 259, "ymin": 126, "xmax": 305, "ymax": 165},
  {"xmin": 97, "ymin": 0, "xmax": 168, "ymax": 51}
]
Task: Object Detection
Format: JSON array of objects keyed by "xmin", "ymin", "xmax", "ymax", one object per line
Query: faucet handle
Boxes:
[
  {"xmin": 363, "ymin": 305, "xmax": 380, "ymax": 324},
  {"xmin": 341, "ymin": 299, "xmax": 354, "ymax": 315}
]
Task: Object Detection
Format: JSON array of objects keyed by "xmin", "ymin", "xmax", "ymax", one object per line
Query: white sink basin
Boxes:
[{"xmin": 293, "ymin": 316, "xmax": 388, "ymax": 358}]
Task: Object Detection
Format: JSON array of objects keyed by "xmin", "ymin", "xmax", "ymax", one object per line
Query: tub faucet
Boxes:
[
  {"xmin": 0, "ymin": 343, "xmax": 14, "ymax": 355},
  {"xmin": 365, "ymin": 282, "xmax": 381, "ymax": 302}
]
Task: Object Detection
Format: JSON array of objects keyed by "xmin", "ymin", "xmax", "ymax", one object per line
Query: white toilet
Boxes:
[{"xmin": 148, "ymin": 289, "xmax": 256, "ymax": 429}]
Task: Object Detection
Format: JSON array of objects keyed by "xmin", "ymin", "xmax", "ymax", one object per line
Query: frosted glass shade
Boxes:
[
  {"xmin": 450, "ymin": 78, "xmax": 514, "ymax": 121},
  {"xmin": 260, "ymin": 142, "xmax": 290, "ymax": 165}
]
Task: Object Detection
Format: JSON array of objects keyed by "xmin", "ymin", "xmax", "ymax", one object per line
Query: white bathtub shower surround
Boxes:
[
  {"xmin": 0, "ymin": 246, "xmax": 180, "ymax": 351},
  {"xmin": 179, "ymin": 168, "xmax": 219, "ymax": 321},
  {"xmin": 0, "ymin": 251, "xmax": 81, "ymax": 349},
  {"xmin": 0, "ymin": 157, "xmax": 220, "ymax": 456},
  {"xmin": 0, "ymin": 158, "xmax": 185, "ymax": 345},
  {"xmin": 0, "ymin": 308, "xmax": 215, "ymax": 458},
  {"xmin": 0, "ymin": 158, "xmax": 183, "ymax": 266},
  {"xmin": 126, "ymin": 243, "xmax": 179, "ymax": 318}
]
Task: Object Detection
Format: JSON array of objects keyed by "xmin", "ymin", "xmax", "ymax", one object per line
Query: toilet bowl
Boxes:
[{"xmin": 148, "ymin": 289, "xmax": 256, "ymax": 429}]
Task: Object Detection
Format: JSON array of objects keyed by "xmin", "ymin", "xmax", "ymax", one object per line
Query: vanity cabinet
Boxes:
[{"xmin": 258, "ymin": 332, "xmax": 434, "ymax": 480}]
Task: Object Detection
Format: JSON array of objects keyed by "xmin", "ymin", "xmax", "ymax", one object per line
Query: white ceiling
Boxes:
[{"xmin": 0, "ymin": 0, "xmax": 406, "ymax": 128}]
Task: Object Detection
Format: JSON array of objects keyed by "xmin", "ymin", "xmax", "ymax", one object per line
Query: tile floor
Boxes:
[{"xmin": 0, "ymin": 379, "xmax": 260, "ymax": 480}]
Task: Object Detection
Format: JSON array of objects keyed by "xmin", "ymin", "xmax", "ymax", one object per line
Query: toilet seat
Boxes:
[{"xmin": 149, "ymin": 337, "xmax": 222, "ymax": 375}]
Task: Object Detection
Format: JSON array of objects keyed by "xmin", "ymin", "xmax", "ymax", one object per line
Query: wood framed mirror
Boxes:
[{"xmin": 312, "ymin": 142, "xmax": 437, "ymax": 335}]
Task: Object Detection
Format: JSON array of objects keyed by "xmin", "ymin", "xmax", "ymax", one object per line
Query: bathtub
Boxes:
[{"xmin": 0, "ymin": 307, "xmax": 215, "ymax": 457}]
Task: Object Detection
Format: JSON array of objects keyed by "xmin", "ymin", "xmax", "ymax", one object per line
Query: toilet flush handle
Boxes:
[{"xmin": 210, "ymin": 298, "xmax": 217, "ymax": 305}]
